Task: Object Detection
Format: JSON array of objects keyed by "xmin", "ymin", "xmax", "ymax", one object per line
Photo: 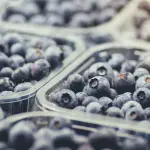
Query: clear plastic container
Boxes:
[
  {"xmin": 2, "ymin": 111, "xmax": 150, "ymax": 144},
  {"xmin": 35, "ymin": 41, "xmax": 150, "ymax": 114},
  {"xmin": 0, "ymin": 31, "xmax": 85, "ymax": 116}
]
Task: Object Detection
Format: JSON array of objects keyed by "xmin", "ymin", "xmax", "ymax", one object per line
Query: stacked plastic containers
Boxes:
[{"xmin": 0, "ymin": 1, "xmax": 150, "ymax": 149}]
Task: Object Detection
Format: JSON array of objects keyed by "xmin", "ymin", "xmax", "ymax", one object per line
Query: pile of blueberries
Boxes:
[
  {"xmin": 134, "ymin": 1, "xmax": 150, "ymax": 40},
  {"xmin": 0, "ymin": 116, "xmax": 148, "ymax": 150},
  {"xmin": 0, "ymin": 32, "xmax": 74, "ymax": 94},
  {"xmin": 2, "ymin": 0, "xmax": 129, "ymax": 27},
  {"xmin": 50, "ymin": 51, "xmax": 150, "ymax": 122}
]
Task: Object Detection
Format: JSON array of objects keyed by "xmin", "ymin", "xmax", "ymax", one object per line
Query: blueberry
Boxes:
[
  {"xmin": 0, "ymin": 67, "xmax": 13, "ymax": 78},
  {"xmin": 108, "ymin": 53, "xmax": 125, "ymax": 71},
  {"xmin": 109, "ymin": 88, "xmax": 118, "ymax": 99},
  {"xmin": 125, "ymin": 107, "xmax": 145, "ymax": 121},
  {"xmin": 73, "ymin": 106, "xmax": 86, "ymax": 112},
  {"xmin": 136, "ymin": 75, "xmax": 150, "ymax": 89},
  {"xmin": 120, "ymin": 61, "xmax": 136, "ymax": 73},
  {"xmin": 0, "ymin": 78, "xmax": 15, "ymax": 92},
  {"xmin": 9, "ymin": 55, "xmax": 25, "ymax": 70},
  {"xmin": 82, "ymin": 96, "xmax": 99, "ymax": 107},
  {"xmin": 89, "ymin": 128, "xmax": 118, "ymax": 149},
  {"xmin": 121, "ymin": 101, "xmax": 142, "ymax": 115},
  {"xmin": 133, "ymin": 88, "xmax": 150, "ymax": 108},
  {"xmin": 0, "ymin": 52, "xmax": 10, "ymax": 70},
  {"xmin": 53, "ymin": 128, "xmax": 76, "ymax": 149},
  {"xmin": 31, "ymin": 59, "xmax": 51, "ymax": 80},
  {"xmin": 113, "ymin": 92, "xmax": 132, "ymax": 108},
  {"xmin": 69, "ymin": 13, "xmax": 92, "ymax": 28},
  {"xmin": 53, "ymin": 89, "xmax": 78, "ymax": 109},
  {"xmin": 112, "ymin": 73, "xmax": 135, "ymax": 94},
  {"xmin": 9, "ymin": 121, "xmax": 35, "ymax": 150},
  {"xmin": 44, "ymin": 45, "xmax": 64, "ymax": 69},
  {"xmin": 133, "ymin": 68, "xmax": 149, "ymax": 81},
  {"xmin": 14, "ymin": 82, "xmax": 33, "ymax": 92},
  {"xmin": 76, "ymin": 92, "xmax": 87, "ymax": 105},
  {"xmin": 85, "ymin": 76, "xmax": 111, "ymax": 98},
  {"xmin": 11, "ymin": 67, "xmax": 30, "ymax": 84},
  {"xmin": 144, "ymin": 107, "xmax": 150, "ymax": 120},
  {"xmin": 3, "ymin": 33, "xmax": 23, "ymax": 49},
  {"xmin": 10, "ymin": 43, "xmax": 26, "ymax": 57},
  {"xmin": 25, "ymin": 49, "xmax": 45, "ymax": 63},
  {"xmin": 86, "ymin": 102, "xmax": 103, "ymax": 114},
  {"xmin": 35, "ymin": 127, "xmax": 54, "ymax": 141},
  {"xmin": 66, "ymin": 74, "xmax": 85, "ymax": 93},
  {"xmin": 49, "ymin": 117, "xmax": 72, "ymax": 130},
  {"xmin": 31, "ymin": 139, "xmax": 53, "ymax": 150},
  {"xmin": 29, "ymin": 14, "xmax": 46, "ymax": 25},
  {"xmin": 0, "ymin": 40, "xmax": 9, "ymax": 55},
  {"xmin": 123, "ymin": 137, "xmax": 148, "ymax": 150},
  {"xmin": 8, "ymin": 14, "xmax": 26, "ymax": 23},
  {"xmin": 99, "ymin": 97, "xmax": 113, "ymax": 111},
  {"xmin": 106, "ymin": 107, "xmax": 124, "ymax": 118},
  {"xmin": 87, "ymin": 62, "xmax": 114, "ymax": 82}
]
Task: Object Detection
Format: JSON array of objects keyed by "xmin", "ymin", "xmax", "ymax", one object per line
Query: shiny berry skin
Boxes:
[
  {"xmin": 113, "ymin": 92, "xmax": 132, "ymax": 108},
  {"xmin": 125, "ymin": 107, "xmax": 145, "ymax": 121},
  {"xmin": 86, "ymin": 102, "xmax": 103, "ymax": 114},
  {"xmin": 3, "ymin": 33, "xmax": 23, "ymax": 49},
  {"xmin": 10, "ymin": 43, "xmax": 25, "ymax": 57},
  {"xmin": 0, "ymin": 67, "xmax": 13, "ymax": 78},
  {"xmin": 31, "ymin": 59, "xmax": 51, "ymax": 80},
  {"xmin": 108, "ymin": 53, "xmax": 125, "ymax": 71},
  {"xmin": 14, "ymin": 82, "xmax": 33, "ymax": 92},
  {"xmin": 82, "ymin": 96, "xmax": 99, "ymax": 107},
  {"xmin": 133, "ymin": 68, "xmax": 149, "ymax": 81},
  {"xmin": 9, "ymin": 55, "xmax": 25, "ymax": 70},
  {"xmin": 121, "ymin": 101, "xmax": 142, "ymax": 115},
  {"xmin": 85, "ymin": 76, "xmax": 111, "ymax": 98},
  {"xmin": 136, "ymin": 75, "xmax": 150, "ymax": 90},
  {"xmin": 133, "ymin": 87, "xmax": 150, "ymax": 108},
  {"xmin": 66, "ymin": 74, "xmax": 85, "ymax": 93},
  {"xmin": 99, "ymin": 97, "xmax": 113, "ymax": 111},
  {"xmin": 44, "ymin": 45, "xmax": 64, "ymax": 69},
  {"xmin": 106, "ymin": 107, "xmax": 124, "ymax": 118},
  {"xmin": 87, "ymin": 62, "xmax": 114, "ymax": 83},
  {"xmin": 89, "ymin": 128, "xmax": 118, "ymax": 149},
  {"xmin": 0, "ymin": 52, "xmax": 10, "ymax": 70},
  {"xmin": 8, "ymin": 121, "xmax": 35, "ymax": 150},
  {"xmin": 53, "ymin": 89, "xmax": 78, "ymax": 109},
  {"xmin": 112, "ymin": 72, "xmax": 135, "ymax": 94},
  {"xmin": 76, "ymin": 92, "xmax": 87, "ymax": 105}
]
